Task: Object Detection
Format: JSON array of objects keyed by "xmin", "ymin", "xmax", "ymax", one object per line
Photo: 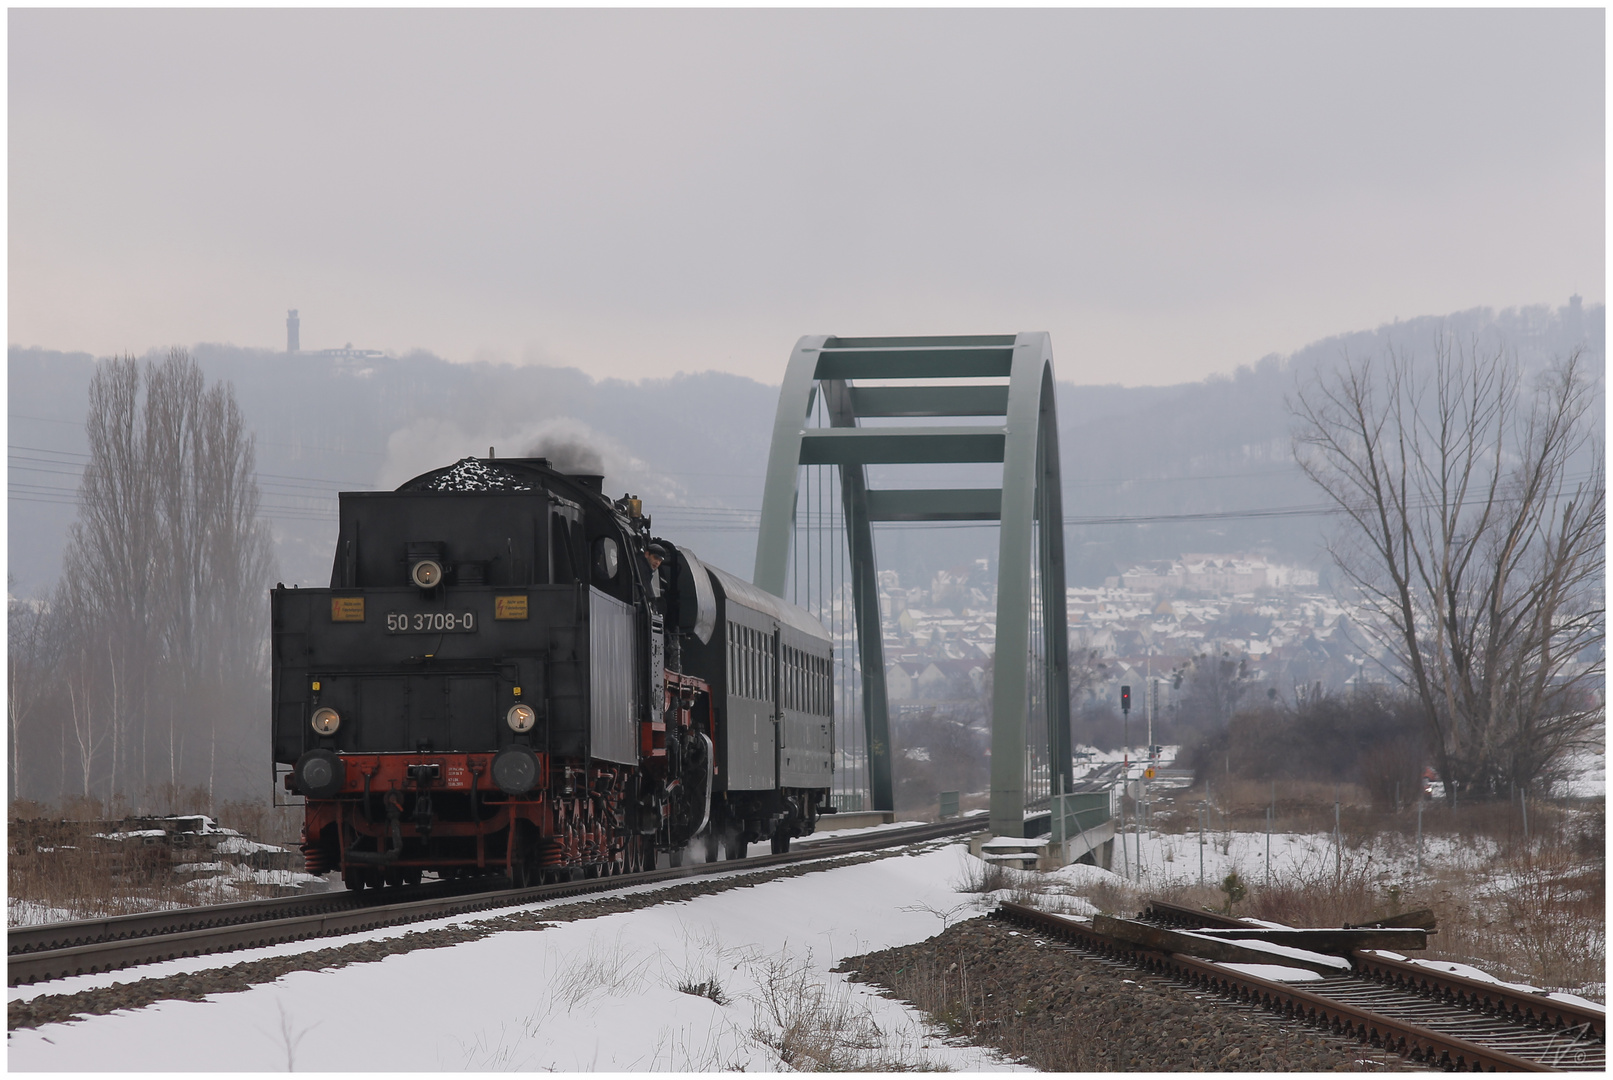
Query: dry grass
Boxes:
[
  {"xmin": 856, "ymin": 949, "xmax": 1094, "ymax": 1070},
  {"xmin": 747, "ymin": 950, "xmax": 951, "ymax": 1071},
  {"xmin": 8, "ymin": 796, "xmax": 304, "ymax": 925},
  {"xmin": 1033, "ymin": 785, "xmax": 1604, "ymax": 1001},
  {"xmin": 550, "ymin": 933, "xmax": 654, "ymax": 1010},
  {"xmin": 7, "ymin": 818, "xmax": 187, "ymax": 922},
  {"xmin": 1407, "ymin": 832, "xmax": 1605, "ymax": 995},
  {"xmin": 953, "ymin": 855, "xmax": 1108, "ymax": 918},
  {"xmin": 1232, "ymin": 801, "xmax": 1604, "ymax": 997},
  {"xmin": 952, "ymin": 858, "xmax": 1052, "ymax": 907}
]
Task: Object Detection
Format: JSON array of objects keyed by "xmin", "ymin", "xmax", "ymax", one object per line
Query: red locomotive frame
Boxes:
[{"xmin": 296, "ymin": 671, "xmax": 713, "ymax": 887}]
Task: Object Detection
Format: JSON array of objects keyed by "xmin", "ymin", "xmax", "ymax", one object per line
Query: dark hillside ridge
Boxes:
[{"xmin": 9, "ymin": 300, "xmax": 1602, "ymax": 595}]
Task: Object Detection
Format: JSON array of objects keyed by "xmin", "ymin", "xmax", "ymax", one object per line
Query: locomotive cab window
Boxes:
[{"xmin": 550, "ymin": 512, "xmax": 581, "ymax": 584}]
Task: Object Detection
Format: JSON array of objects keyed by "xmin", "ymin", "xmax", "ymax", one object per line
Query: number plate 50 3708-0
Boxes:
[{"xmin": 385, "ymin": 611, "xmax": 478, "ymax": 633}]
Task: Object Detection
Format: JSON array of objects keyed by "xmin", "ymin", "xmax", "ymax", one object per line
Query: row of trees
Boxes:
[{"xmin": 9, "ymin": 350, "xmax": 276, "ymax": 811}]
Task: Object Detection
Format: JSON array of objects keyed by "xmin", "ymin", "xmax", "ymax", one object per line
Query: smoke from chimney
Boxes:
[{"xmin": 526, "ymin": 433, "xmax": 604, "ymax": 476}]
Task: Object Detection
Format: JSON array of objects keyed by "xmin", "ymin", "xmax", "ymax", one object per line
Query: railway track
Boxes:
[
  {"xmin": 995, "ymin": 900, "xmax": 1604, "ymax": 1072},
  {"xmin": 9, "ymin": 817, "xmax": 983, "ymax": 988}
]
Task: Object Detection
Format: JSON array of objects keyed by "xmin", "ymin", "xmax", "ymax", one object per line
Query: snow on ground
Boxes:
[
  {"xmin": 1072, "ymin": 744, "xmax": 1183, "ymax": 780},
  {"xmin": 12, "ymin": 806, "xmax": 1601, "ymax": 1068},
  {"xmin": 5, "ymin": 901, "xmax": 81, "ymax": 928},
  {"xmin": 8, "ymin": 843, "xmax": 1027, "ymax": 1072},
  {"xmin": 1101, "ymin": 818, "xmax": 1475, "ymax": 895},
  {"xmin": 1387, "ymin": 955, "xmax": 1606, "ymax": 1014},
  {"xmin": 1552, "ymin": 739, "xmax": 1606, "ymax": 799},
  {"xmin": 1214, "ymin": 963, "xmax": 1324, "ymax": 983},
  {"xmin": 1208, "ymin": 937, "xmax": 1350, "ymax": 972},
  {"xmin": 212, "ymin": 835, "xmax": 291, "ymax": 856}
]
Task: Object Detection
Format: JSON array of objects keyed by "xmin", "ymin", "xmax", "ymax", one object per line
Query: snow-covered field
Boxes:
[
  {"xmin": 11, "ymin": 797, "xmax": 1603, "ymax": 1069},
  {"xmin": 8, "ymin": 841, "xmax": 1027, "ymax": 1072}
]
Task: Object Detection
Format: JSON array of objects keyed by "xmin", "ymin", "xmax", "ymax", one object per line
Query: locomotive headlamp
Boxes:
[
  {"xmin": 593, "ymin": 537, "xmax": 619, "ymax": 580},
  {"xmin": 492, "ymin": 746, "xmax": 539, "ymax": 795},
  {"xmin": 310, "ymin": 707, "xmax": 341, "ymax": 736},
  {"xmin": 506, "ymin": 703, "xmax": 536, "ymax": 733},
  {"xmin": 411, "ymin": 559, "xmax": 444, "ymax": 589}
]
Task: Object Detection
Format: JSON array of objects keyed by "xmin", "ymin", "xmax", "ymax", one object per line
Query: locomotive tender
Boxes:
[{"xmin": 273, "ymin": 456, "xmax": 833, "ymax": 889}]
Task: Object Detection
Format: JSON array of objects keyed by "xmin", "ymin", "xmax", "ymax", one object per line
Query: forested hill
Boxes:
[{"xmin": 9, "ymin": 299, "xmax": 1602, "ymax": 596}]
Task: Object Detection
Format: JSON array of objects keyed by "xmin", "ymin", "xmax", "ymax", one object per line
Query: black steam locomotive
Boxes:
[{"xmin": 273, "ymin": 456, "xmax": 834, "ymax": 889}]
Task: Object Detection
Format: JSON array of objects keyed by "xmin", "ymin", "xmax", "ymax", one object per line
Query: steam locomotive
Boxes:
[{"xmin": 273, "ymin": 456, "xmax": 834, "ymax": 889}]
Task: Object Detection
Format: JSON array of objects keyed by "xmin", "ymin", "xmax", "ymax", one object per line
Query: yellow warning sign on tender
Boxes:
[{"xmin": 331, "ymin": 597, "xmax": 365, "ymax": 622}]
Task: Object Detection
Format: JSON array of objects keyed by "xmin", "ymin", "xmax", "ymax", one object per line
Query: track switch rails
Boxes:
[
  {"xmin": 994, "ymin": 901, "xmax": 1603, "ymax": 1072},
  {"xmin": 1139, "ymin": 899, "xmax": 1603, "ymax": 1045}
]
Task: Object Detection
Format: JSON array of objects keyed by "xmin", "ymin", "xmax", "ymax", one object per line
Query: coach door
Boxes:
[{"xmin": 770, "ymin": 626, "xmax": 783, "ymax": 788}]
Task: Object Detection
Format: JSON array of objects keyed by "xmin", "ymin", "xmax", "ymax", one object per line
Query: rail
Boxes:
[
  {"xmin": 1141, "ymin": 899, "xmax": 1604, "ymax": 1044},
  {"xmin": 995, "ymin": 900, "xmax": 1603, "ymax": 1072},
  {"xmin": 10, "ymin": 816, "xmax": 985, "ymax": 987}
]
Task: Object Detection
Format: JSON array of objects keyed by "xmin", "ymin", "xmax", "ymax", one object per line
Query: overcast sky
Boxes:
[{"xmin": 9, "ymin": 9, "xmax": 1604, "ymax": 386}]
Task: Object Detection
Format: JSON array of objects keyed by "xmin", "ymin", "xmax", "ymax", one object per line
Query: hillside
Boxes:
[{"xmin": 8, "ymin": 299, "xmax": 1602, "ymax": 596}]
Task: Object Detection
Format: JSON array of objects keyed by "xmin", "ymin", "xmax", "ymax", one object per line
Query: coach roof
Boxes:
[{"xmin": 705, "ymin": 564, "xmax": 831, "ymax": 647}]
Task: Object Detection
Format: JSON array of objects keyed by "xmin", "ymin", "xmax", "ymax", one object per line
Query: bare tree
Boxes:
[
  {"xmin": 1179, "ymin": 651, "xmax": 1249, "ymax": 731},
  {"xmin": 1292, "ymin": 338, "xmax": 1603, "ymax": 799},
  {"xmin": 8, "ymin": 580, "xmax": 55, "ymax": 800},
  {"xmin": 1066, "ymin": 647, "xmax": 1108, "ymax": 709},
  {"xmin": 50, "ymin": 349, "xmax": 276, "ymax": 808}
]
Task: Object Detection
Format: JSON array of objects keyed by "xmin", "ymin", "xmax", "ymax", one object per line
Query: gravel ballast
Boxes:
[{"xmin": 838, "ymin": 914, "xmax": 1418, "ymax": 1072}]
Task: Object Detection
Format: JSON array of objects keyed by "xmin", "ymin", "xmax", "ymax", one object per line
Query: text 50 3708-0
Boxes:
[{"xmin": 384, "ymin": 611, "xmax": 477, "ymax": 633}]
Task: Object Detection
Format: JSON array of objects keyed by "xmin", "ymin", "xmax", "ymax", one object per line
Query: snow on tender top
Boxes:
[{"xmin": 409, "ymin": 457, "xmax": 536, "ymax": 492}]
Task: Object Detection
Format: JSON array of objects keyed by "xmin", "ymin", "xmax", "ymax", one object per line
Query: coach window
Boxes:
[{"xmin": 813, "ymin": 655, "xmax": 820, "ymax": 715}]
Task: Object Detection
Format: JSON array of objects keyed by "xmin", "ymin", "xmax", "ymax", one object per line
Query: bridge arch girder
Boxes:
[{"xmin": 754, "ymin": 333, "xmax": 1070, "ymax": 835}]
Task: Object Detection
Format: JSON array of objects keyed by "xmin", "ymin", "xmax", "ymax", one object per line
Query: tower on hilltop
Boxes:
[{"xmin": 287, "ymin": 309, "xmax": 300, "ymax": 353}]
